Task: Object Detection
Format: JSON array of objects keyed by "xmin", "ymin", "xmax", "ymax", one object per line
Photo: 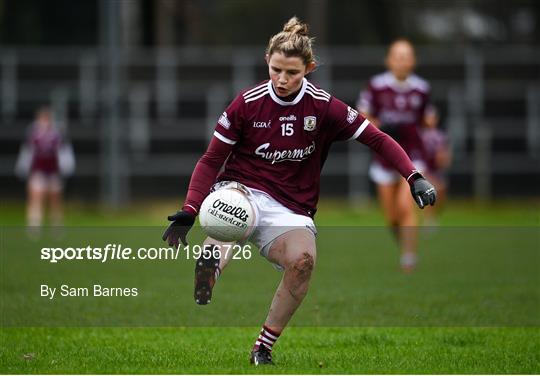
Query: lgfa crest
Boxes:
[{"xmin": 304, "ymin": 116, "xmax": 317, "ymax": 131}]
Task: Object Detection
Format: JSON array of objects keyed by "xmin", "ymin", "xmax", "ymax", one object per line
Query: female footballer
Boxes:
[
  {"xmin": 357, "ymin": 39, "xmax": 438, "ymax": 272},
  {"xmin": 421, "ymin": 123, "xmax": 452, "ymax": 227},
  {"xmin": 17, "ymin": 107, "xmax": 72, "ymax": 232},
  {"xmin": 164, "ymin": 18, "xmax": 436, "ymax": 365}
]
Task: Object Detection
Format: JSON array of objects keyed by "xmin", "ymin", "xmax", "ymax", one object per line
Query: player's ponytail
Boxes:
[{"xmin": 266, "ymin": 16, "xmax": 316, "ymax": 65}]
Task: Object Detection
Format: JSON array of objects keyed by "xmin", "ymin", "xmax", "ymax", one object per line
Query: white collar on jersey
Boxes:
[
  {"xmin": 382, "ymin": 71, "xmax": 427, "ymax": 93},
  {"xmin": 385, "ymin": 72, "xmax": 412, "ymax": 92},
  {"xmin": 267, "ymin": 78, "xmax": 308, "ymax": 106}
]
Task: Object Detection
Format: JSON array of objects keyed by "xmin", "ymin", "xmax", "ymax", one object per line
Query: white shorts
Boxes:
[
  {"xmin": 369, "ymin": 160, "xmax": 426, "ymax": 185},
  {"xmin": 28, "ymin": 171, "xmax": 62, "ymax": 193},
  {"xmin": 212, "ymin": 181, "xmax": 316, "ymax": 266}
]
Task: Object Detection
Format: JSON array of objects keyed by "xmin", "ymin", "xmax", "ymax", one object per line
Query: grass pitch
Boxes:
[
  {"xmin": 1, "ymin": 199, "xmax": 539, "ymax": 374},
  {"xmin": 2, "ymin": 327, "xmax": 539, "ymax": 374}
]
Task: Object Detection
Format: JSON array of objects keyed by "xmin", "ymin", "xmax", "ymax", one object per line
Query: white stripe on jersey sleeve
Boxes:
[
  {"xmin": 244, "ymin": 90, "xmax": 269, "ymax": 103},
  {"xmin": 184, "ymin": 204, "xmax": 198, "ymax": 214},
  {"xmin": 306, "ymin": 89, "xmax": 330, "ymax": 102},
  {"xmin": 242, "ymin": 82, "xmax": 268, "ymax": 97},
  {"xmin": 213, "ymin": 131, "xmax": 237, "ymax": 145},
  {"xmin": 307, "ymin": 83, "xmax": 331, "ymax": 99},
  {"xmin": 243, "ymin": 86, "xmax": 268, "ymax": 100},
  {"xmin": 347, "ymin": 119, "xmax": 370, "ymax": 141}
]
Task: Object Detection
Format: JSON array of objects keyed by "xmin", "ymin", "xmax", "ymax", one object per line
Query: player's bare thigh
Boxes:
[
  {"xmin": 396, "ymin": 179, "xmax": 415, "ymax": 221},
  {"xmin": 266, "ymin": 229, "xmax": 316, "ymax": 270},
  {"xmin": 377, "ymin": 182, "xmax": 400, "ymax": 224}
]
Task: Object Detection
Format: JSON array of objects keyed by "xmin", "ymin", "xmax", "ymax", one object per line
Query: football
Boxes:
[{"xmin": 199, "ymin": 187, "xmax": 257, "ymax": 242}]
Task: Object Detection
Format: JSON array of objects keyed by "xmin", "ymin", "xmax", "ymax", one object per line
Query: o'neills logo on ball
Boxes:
[{"xmin": 208, "ymin": 199, "xmax": 249, "ymax": 228}]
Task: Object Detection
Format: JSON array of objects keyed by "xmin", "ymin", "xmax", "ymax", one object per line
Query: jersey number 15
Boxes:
[{"xmin": 281, "ymin": 123, "xmax": 294, "ymax": 136}]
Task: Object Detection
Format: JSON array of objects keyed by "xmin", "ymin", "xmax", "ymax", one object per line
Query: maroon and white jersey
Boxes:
[
  {"xmin": 182, "ymin": 79, "xmax": 417, "ymax": 218},
  {"xmin": 28, "ymin": 124, "xmax": 62, "ymax": 174},
  {"xmin": 214, "ymin": 78, "xmax": 370, "ymax": 217},
  {"xmin": 358, "ymin": 71, "xmax": 434, "ymax": 165},
  {"xmin": 421, "ymin": 128, "xmax": 449, "ymax": 173}
]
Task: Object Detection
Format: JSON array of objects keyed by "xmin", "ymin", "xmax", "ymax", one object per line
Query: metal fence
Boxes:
[{"xmin": 1, "ymin": 45, "xmax": 539, "ymax": 204}]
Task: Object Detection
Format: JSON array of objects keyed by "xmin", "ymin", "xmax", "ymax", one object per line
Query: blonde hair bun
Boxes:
[
  {"xmin": 266, "ymin": 16, "xmax": 315, "ymax": 65},
  {"xmin": 282, "ymin": 17, "xmax": 309, "ymax": 36}
]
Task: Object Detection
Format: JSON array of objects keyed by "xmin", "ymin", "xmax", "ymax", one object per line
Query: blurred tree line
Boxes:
[{"xmin": 0, "ymin": 0, "xmax": 538, "ymax": 46}]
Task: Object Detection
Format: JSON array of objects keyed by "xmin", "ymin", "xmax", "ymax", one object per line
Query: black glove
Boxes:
[
  {"xmin": 409, "ymin": 173, "xmax": 437, "ymax": 209},
  {"xmin": 379, "ymin": 123, "xmax": 401, "ymax": 142},
  {"xmin": 162, "ymin": 210, "xmax": 195, "ymax": 247}
]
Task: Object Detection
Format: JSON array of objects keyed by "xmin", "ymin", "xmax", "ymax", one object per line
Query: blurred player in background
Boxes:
[
  {"xmin": 15, "ymin": 106, "xmax": 75, "ymax": 232},
  {"xmin": 357, "ymin": 38, "xmax": 438, "ymax": 272},
  {"xmin": 163, "ymin": 19, "xmax": 436, "ymax": 365},
  {"xmin": 421, "ymin": 121, "xmax": 451, "ymax": 227}
]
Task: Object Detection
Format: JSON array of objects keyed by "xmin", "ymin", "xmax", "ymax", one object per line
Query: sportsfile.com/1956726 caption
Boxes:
[{"xmin": 40, "ymin": 243, "xmax": 253, "ymax": 263}]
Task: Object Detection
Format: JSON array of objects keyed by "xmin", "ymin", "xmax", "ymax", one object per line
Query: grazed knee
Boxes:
[{"xmin": 289, "ymin": 252, "xmax": 314, "ymax": 281}]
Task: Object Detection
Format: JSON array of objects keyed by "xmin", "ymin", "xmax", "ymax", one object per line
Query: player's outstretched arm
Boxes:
[
  {"xmin": 356, "ymin": 123, "xmax": 436, "ymax": 208},
  {"xmin": 163, "ymin": 137, "xmax": 233, "ymax": 246}
]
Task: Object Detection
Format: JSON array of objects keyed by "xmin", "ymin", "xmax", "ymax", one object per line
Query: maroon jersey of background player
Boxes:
[
  {"xmin": 183, "ymin": 78, "xmax": 417, "ymax": 218},
  {"xmin": 358, "ymin": 71, "xmax": 435, "ymax": 166},
  {"xmin": 28, "ymin": 123, "xmax": 62, "ymax": 174},
  {"xmin": 421, "ymin": 127, "xmax": 450, "ymax": 174}
]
